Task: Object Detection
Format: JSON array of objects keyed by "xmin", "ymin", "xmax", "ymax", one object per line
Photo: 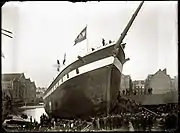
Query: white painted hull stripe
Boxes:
[
  {"xmin": 113, "ymin": 57, "xmax": 123, "ymax": 72},
  {"xmin": 43, "ymin": 56, "xmax": 123, "ymax": 99}
]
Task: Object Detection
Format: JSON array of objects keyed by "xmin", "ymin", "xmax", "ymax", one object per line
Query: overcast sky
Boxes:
[{"xmin": 2, "ymin": 1, "xmax": 178, "ymax": 88}]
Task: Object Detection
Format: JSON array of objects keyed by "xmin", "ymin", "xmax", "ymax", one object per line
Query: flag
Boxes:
[
  {"xmin": 74, "ymin": 26, "xmax": 87, "ymax": 45},
  {"xmin": 57, "ymin": 60, "xmax": 60, "ymax": 72},
  {"xmin": 63, "ymin": 53, "xmax": 66, "ymax": 65}
]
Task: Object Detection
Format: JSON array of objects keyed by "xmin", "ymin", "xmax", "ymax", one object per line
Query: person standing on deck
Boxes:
[
  {"xmin": 109, "ymin": 40, "xmax": 112, "ymax": 44},
  {"xmin": 102, "ymin": 38, "xmax": 105, "ymax": 46}
]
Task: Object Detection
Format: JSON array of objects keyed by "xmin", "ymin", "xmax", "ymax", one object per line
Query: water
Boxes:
[{"xmin": 22, "ymin": 107, "xmax": 47, "ymax": 123}]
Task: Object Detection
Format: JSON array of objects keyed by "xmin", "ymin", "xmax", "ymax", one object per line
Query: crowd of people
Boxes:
[
  {"xmin": 146, "ymin": 103, "xmax": 178, "ymax": 131},
  {"xmin": 35, "ymin": 102, "xmax": 178, "ymax": 132},
  {"xmin": 92, "ymin": 105, "xmax": 178, "ymax": 131},
  {"xmin": 4, "ymin": 92, "xmax": 178, "ymax": 132},
  {"xmin": 5, "ymin": 104, "xmax": 178, "ymax": 132},
  {"xmin": 38, "ymin": 114, "xmax": 90, "ymax": 131},
  {"xmin": 112, "ymin": 91, "xmax": 144, "ymax": 114},
  {"xmin": 109, "ymin": 92, "xmax": 178, "ymax": 131},
  {"xmin": 121, "ymin": 88, "xmax": 153, "ymax": 96},
  {"xmin": 156, "ymin": 103, "xmax": 178, "ymax": 114},
  {"xmin": 90, "ymin": 112, "xmax": 153, "ymax": 131}
]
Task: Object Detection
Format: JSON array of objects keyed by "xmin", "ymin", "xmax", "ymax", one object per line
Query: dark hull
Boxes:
[
  {"xmin": 44, "ymin": 64, "xmax": 122, "ymax": 119},
  {"xmin": 43, "ymin": 42, "xmax": 125, "ymax": 119}
]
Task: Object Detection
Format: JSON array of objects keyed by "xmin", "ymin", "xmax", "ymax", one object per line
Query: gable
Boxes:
[{"xmin": 151, "ymin": 70, "xmax": 171, "ymax": 80}]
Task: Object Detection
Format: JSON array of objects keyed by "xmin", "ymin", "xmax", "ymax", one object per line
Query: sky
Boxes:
[{"xmin": 1, "ymin": 1, "xmax": 178, "ymax": 88}]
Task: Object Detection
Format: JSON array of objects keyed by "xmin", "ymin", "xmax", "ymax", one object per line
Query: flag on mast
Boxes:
[{"xmin": 74, "ymin": 26, "xmax": 87, "ymax": 45}]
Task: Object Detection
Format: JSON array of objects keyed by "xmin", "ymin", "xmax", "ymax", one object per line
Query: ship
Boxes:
[{"xmin": 43, "ymin": 1, "xmax": 144, "ymax": 120}]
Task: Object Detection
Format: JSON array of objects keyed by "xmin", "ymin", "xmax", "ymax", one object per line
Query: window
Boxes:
[
  {"xmin": 57, "ymin": 82, "xmax": 59, "ymax": 88},
  {"xmin": 76, "ymin": 68, "xmax": 79, "ymax": 74},
  {"xmin": 56, "ymin": 83, "xmax": 58, "ymax": 88},
  {"xmin": 67, "ymin": 73, "xmax": 69, "ymax": 79},
  {"xmin": 141, "ymin": 81, "xmax": 144, "ymax": 84},
  {"xmin": 55, "ymin": 83, "xmax": 57, "ymax": 89},
  {"xmin": 61, "ymin": 77, "xmax": 63, "ymax": 82}
]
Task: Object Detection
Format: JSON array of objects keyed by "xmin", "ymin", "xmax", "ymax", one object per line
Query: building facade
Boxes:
[
  {"xmin": 120, "ymin": 74, "xmax": 133, "ymax": 94},
  {"xmin": 36, "ymin": 87, "xmax": 46, "ymax": 98},
  {"xmin": 2, "ymin": 73, "xmax": 36, "ymax": 106},
  {"xmin": 132, "ymin": 80, "xmax": 145, "ymax": 95},
  {"xmin": 2, "ymin": 81, "xmax": 12, "ymax": 100},
  {"xmin": 145, "ymin": 69, "xmax": 174, "ymax": 94},
  {"xmin": 171, "ymin": 76, "xmax": 178, "ymax": 90},
  {"xmin": 36, "ymin": 87, "xmax": 46, "ymax": 103}
]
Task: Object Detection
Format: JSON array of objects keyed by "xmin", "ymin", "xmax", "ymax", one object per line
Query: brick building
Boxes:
[
  {"xmin": 2, "ymin": 73, "xmax": 36, "ymax": 106},
  {"xmin": 132, "ymin": 80, "xmax": 145, "ymax": 95}
]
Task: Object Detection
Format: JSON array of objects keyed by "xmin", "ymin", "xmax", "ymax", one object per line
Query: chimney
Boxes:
[{"xmin": 163, "ymin": 68, "xmax": 167, "ymax": 74}]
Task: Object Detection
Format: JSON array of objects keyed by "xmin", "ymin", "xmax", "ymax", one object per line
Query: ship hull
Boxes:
[
  {"xmin": 44, "ymin": 57, "xmax": 123, "ymax": 119},
  {"xmin": 43, "ymin": 1, "xmax": 145, "ymax": 119}
]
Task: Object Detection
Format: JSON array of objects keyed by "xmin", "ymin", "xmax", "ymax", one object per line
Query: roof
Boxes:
[
  {"xmin": 31, "ymin": 81, "xmax": 36, "ymax": 88},
  {"xmin": 26, "ymin": 78, "xmax": 31, "ymax": 82},
  {"xmin": 147, "ymin": 74, "xmax": 153, "ymax": 79},
  {"xmin": 2, "ymin": 73, "xmax": 24, "ymax": 81}
]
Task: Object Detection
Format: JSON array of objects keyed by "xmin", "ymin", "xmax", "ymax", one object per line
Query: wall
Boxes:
[
  {"xmin": 120, "ymin": 74, "xmax": 132, "ymax": 93},
  {"xmin": 171, "ymin": 76, "xmax": 178, "ymax": 90},
  {"xmin": 2, "ymin": 81, "xmax": 12, "ymax": 100},
  {"xmin": 148, "ymin": 71, "xmax": 173, "ymax": 94}
]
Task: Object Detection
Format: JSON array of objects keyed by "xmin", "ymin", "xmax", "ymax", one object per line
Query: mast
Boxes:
[{"xmin": 114, "ymin": 1, "xmax": 144, "ymax": 49}]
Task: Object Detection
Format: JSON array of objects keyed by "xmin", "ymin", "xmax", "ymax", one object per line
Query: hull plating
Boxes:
[{"xmin": 44, "ymin": 64, "xmax": 121, "ymax": 119}]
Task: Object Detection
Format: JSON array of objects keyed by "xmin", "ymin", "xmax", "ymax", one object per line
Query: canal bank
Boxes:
[
  {"xmin": 2, "ymin": 105, "xmax": 47, "ymax": 132},
  {"xmin": 2, "ymin": 105, "xmax": 46, "ymax": 124},
  {"xmin": 20, "ymin": 105, "xmax": 47, "ymax": 123}
]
